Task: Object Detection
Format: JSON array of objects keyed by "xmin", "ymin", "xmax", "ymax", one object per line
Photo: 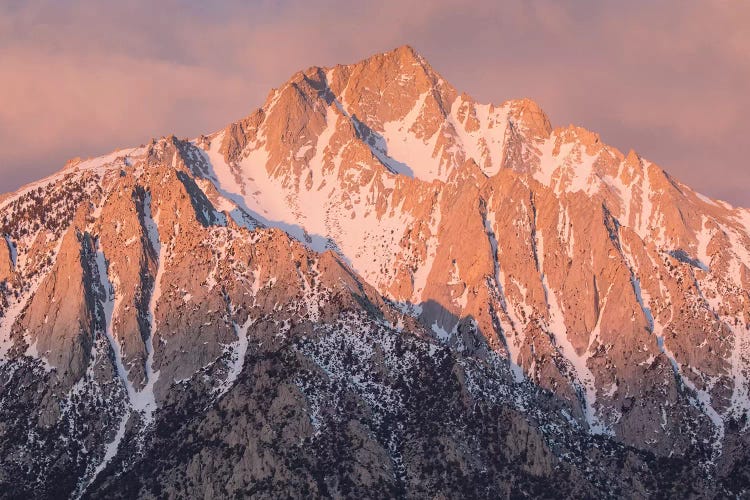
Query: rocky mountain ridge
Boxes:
[{"xmin": 1, "ymin": 45, "xmax": 749, "ymax": 498}]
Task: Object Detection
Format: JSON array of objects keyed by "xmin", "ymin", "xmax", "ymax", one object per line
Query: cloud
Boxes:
[{"xmin": 0, "ymin": 0, "xmax": 748, "ymax": 205}]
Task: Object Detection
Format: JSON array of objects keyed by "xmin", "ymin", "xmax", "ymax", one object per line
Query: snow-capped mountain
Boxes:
[{"xmin": 1, "ymin": 45, "xmax": 749, "ymax": 498}]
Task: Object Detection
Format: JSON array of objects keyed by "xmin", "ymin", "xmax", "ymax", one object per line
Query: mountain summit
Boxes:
[{"xmin": 1, "ymin": 46, "xmax": 749, "ymax": 498}]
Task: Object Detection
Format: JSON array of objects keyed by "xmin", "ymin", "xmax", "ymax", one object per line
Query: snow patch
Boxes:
[
  {"xmin": 139, "ymin": 199, "xmax": 164, "ymax": 425},
  {"xmin": 3, "ymin": 235, "xmax": 16, "ymax": 268},
  {"xmin": 430, "ymin": 320, "xmax": 451, "ymax": 342},
  {"xmin": 215, "ymin": 314, "xmax": 255, "ymax": 397}
]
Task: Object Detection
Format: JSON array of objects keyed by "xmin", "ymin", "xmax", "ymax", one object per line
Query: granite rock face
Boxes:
[{"xmin": 0, "ymin": 46, "xmax": 749, "ymax": 498}]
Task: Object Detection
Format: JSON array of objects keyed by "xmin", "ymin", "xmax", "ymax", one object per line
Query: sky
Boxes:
[{"xmin": 1, "ymin": 0, "xmax": 748, "ymax": 205}]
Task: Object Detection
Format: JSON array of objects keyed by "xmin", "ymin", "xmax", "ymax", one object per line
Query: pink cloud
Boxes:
[{"xmin": 0, "ymin": 1, "xmax": 748, "ymax": 205}]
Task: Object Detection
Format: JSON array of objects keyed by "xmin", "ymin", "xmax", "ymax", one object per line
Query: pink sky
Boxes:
[{"xmin": 1, "ymin": 1, "xmax": 748, "ymax": 205}]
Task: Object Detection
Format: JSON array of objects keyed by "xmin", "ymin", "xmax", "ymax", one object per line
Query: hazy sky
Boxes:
[{"xmin": 1, "ymin": 1, "xmax": 748, "ymax": 205}]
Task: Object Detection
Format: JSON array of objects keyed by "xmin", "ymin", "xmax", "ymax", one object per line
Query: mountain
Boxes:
[{"xmin": 1, "ymin": 45, "xmax": 749, "ymax": 498}]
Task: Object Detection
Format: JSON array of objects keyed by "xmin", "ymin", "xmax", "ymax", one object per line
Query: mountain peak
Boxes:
[
  {"xmin": 2, "ymin": 46, "xmax": 750, "ymax": 498},
  {"xmin": 346, "ymin": 44, "xmax": 444, "ymax": 89},
  {"xmin": 384, "ymin": 44, "xmax": 424, "ymax": 65},
  {"xmin": 506, "ymin": 97, "xmax": 553, "ymax": 138}
]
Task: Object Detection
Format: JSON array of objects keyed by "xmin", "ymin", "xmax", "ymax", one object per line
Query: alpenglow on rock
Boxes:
[{"xmin": 1, "ymin": 45, "xmax": 749, "ymax": 498}]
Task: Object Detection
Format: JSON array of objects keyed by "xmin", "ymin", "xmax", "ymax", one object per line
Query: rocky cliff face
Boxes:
[{"xmin": 1, "ymin": 45, "xmax": 749, "ymax": 498}]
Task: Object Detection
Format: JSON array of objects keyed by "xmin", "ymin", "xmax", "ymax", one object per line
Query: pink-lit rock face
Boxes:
[{"xmin": 0, "ymin": 46, "xmax": 749, "ymax": 498}]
